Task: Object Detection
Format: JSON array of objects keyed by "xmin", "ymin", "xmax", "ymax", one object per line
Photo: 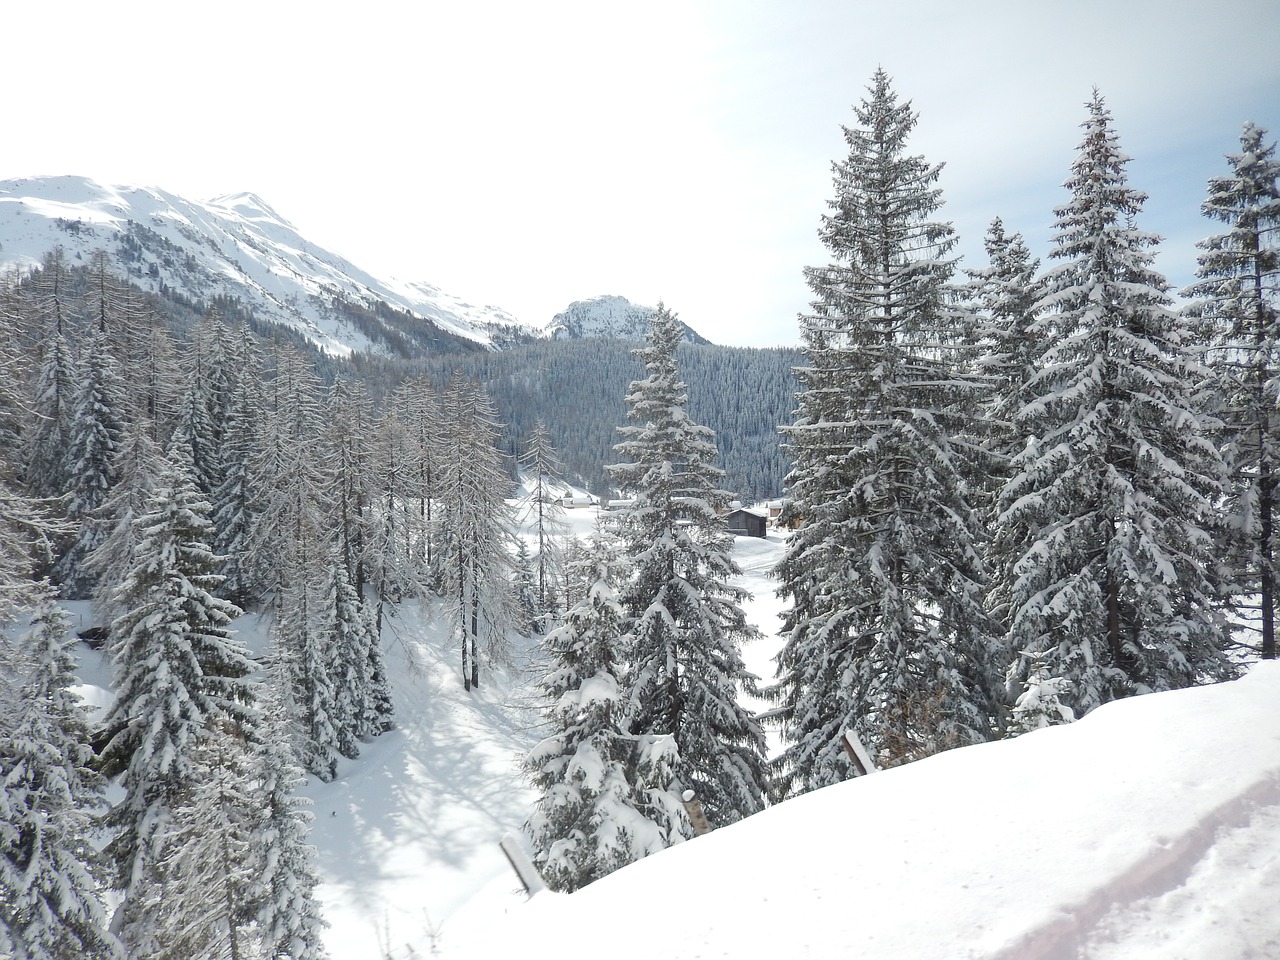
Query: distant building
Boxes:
[{"xmin": 724, "ymin": 507, "xmax": 768, "ymax": 538}]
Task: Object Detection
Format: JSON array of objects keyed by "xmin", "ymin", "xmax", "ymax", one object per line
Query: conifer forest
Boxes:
[{"xmin": 1, "ymin": 70, "xmax": 1277, "ymax": 957}]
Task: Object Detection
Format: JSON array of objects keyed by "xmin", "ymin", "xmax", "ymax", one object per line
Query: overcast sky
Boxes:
[{"xmin": 6, "ymin": 1, "xmax": 1279, "ymax": 347}]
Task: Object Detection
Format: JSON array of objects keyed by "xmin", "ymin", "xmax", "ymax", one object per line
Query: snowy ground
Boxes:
[{"xmin": 65, "ymin": 505, "xmax": 1280, "ymax": 958}]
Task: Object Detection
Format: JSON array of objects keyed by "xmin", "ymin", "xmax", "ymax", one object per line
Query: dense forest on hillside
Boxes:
[{"xmin": 352, "ymin": 340, "xmax": 799, "ymax": 500}]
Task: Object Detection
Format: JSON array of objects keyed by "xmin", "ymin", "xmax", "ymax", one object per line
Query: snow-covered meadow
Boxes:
[{"xmin": 67, "ymin": 502, "xmax": 1280, "ymax": 959}]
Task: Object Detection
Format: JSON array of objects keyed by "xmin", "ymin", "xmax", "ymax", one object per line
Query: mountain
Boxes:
[
  {"xmin": 547, "ymin": 294, "xmax": 711, "ymax": 344},
  {"xmin": 0, "ymin": 176, "xmax": 539, "ymax": 356}
]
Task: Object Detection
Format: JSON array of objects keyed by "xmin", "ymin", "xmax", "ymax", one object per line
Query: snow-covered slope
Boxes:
[
  {"xmin": 546, "ymin": 294, "xmax": 711, "ymax": 344},
  {"xmin": 65, "ymin": 512, "xmax": 1280, "ymax": 959},
  {"xmin": 0, "ymin": 176, "xmax": 536, "ymax": 356},
  {"xmin": 451, "ymin": 658, "xmax": 1280, "ymax": 960}
]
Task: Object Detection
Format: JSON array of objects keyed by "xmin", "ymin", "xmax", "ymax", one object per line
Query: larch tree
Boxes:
[
  {"xmin": 995, "ymin": 92, "xmax": 1235, "ymax": 724},
  {"xmin": 520, "ymin": 420, "xmax": 568, "ymax": 629},
  {"xmin": 771, "ymin": 70, "xmax": 998, "ymax": 796},
  {"xmin": 438, "ymin": 374, "xmax": 517, "ymax": 691},
  {"xmin": 0, "ymin": 587, "xmax": 122, "ymax": 960},
  {"xmin": 608, "ymin": 303, "xmax": 768, "ymax": 827},
  {"xmin": 525, "ymin": 533, "xmax": 689, "ymax": 891},
  {"xmin": 1185, "ymin": 122, "xmax": 1280, "ymax": 660}
]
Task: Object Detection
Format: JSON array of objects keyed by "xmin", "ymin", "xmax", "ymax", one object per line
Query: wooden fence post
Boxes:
[
  {"xmin": 841, "ymin": 729, "xmax": 879, "ymax": 777},
  {"xmin": 500, "ymin": 832, "xmax": 547, "ymax": 898}
]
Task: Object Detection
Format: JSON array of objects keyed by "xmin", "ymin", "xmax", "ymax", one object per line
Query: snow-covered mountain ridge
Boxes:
[
  {"xmin": 548, "ymin": 294, "xmax": 710, "ymax": 344},
  {"xmin": 0, "ymin": 176, "xmax": 539, "ymax": 356}
]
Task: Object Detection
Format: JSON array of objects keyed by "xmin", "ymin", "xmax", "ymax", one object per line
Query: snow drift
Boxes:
[{"xmin": 448, "ymin": 662, "xmax": 1280, "ymax": 960}]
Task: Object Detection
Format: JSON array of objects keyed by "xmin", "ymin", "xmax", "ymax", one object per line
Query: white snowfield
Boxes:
[{"xmin": 447, "ymin": 661, "xmax": 1280, "ymax": 960}]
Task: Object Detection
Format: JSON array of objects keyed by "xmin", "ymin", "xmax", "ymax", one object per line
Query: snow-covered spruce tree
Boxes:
[
  {"xmin": 770, "ymin": 70, "xmax": 998, "ymax": 795},
  {"xmin": 966, "ymin": 219, "xmax": 1043, "ymax": 640},
  {"xmin": 21, "ymin": 249, "xmax": 77, "ymax": 502},
  {"xmin": 1185, "ymin": 122, "xmax": 1280, "ymax": 660},
  {"xmin": 0, "ymin": 586, "xmax": 122, "ymax": 960},
  {"xmin": 607, "ymin": 303, "xmax": 768, "ymax": 827},
  {"xmin": 54, "ymin": 325, "xmax": 125, "ymax": 597},
  {"xmin": 520, "ymin": 420, "xmax": 569, "ymax": 628},
  {"xmin": 209, "ymin": 324, "xmax": 263, "ymax": 609},
  {"xmin": 320, "ymin": 544, "xmax": 392, "ymax": 756},
  {"xmin": 525, "ymin": 533, "xmax": 689, "ymax": 891},
  {"xmin": 85, "ymin": 423, "xmax": 165, "ymax": 629},
  {"xmin": 247, "ymin": 677, "xmax": 329, "ymax": 960},
  {"xmin": 98, "ymin": 438, "xmax": 254, "ymax": 948},
  {"xmin": 140, "ymin": 725, "xmax": 259, "ymax": 960},
  {"xmin": 995, "ymin": 92, "xmax": 1235, "ymax": 721},
  {"xmin": 439, "ymin": 374, "xmax": 518, "ymax": 690}
]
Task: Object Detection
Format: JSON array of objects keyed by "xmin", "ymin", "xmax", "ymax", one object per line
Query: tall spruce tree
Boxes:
[
  {"xmin": 1185, "ymin": 122, "xmax": 1280, "ymax": 660},
  {"xmin": 608, "ymin": 303, "xmax": 768, "ymax": 826},
  {"xmin": 525, "ymin": 534, "xmax": 689, "ymax": 891},
  {"xmin": 99, "ymin": 439, "xmax": 254, "ymax": 949},
  {"xmin": 0, "ymin": 587, "xmax": 122, "ymax": 960},
  {"xmin": 771, "ymin": 70, "xmax": 998, "ymax": 795},
  {"xmin": 995, "ymin": 92, "xmax": 1235, "ymax": 723}
]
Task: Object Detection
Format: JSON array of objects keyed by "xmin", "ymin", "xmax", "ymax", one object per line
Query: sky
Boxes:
[{"xmin": 6, "ymin": 1, "xmax": 1279, "ymax": 347}]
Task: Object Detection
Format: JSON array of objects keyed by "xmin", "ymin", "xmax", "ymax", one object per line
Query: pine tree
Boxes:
[
  {"xmin": 1185, "ymin": 122, "xmax": 1280, "ymax": 660},
  {"xmin": 995, "ymin": 92, "xmax": 1235, "ymax": 720},
  {"xmin": 99, "ymin": 439, "xmax": 253, "ymax": 947},
  {"xmin": 525, "ymin": 534, "xmax": 688, "ymax": 891},
  {"xmin": 771, "ymin": 70, "xmax": 998, "ymax": 795},
  {"xmin": 0, "ymin": 587, "xmax": 122, "ymax": 960},
  {"xmin": 608, "ymin": 304, "xmax": 768, "ymax": 826}
]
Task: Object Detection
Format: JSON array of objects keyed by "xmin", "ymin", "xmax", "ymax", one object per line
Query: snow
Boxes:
[
  {"xmin": 64, "ymin": 509, "xmax": 1280, "ymax": 958},
  {"xmin": 0, "ymin": 175, "xmax": 535, "ymax": 356}
]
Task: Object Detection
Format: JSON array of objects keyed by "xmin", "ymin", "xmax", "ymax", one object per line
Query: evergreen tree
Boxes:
[
  {"xmin": 209, "ymin": 325, "xmax": 263, "ymax": 609},
  {"xmin": 365, "ymin": 403, "xmax": 426, "ymax": 634},
  {"xmin": 0, "ymin": 587, "xmax": 122, "ymax": 960},
  {"xmin": 608, "ymin": 304, "xmax": 768, "ymax": 826},
  {"xmin": 525, "ymin": 534, "xmax": 689, "ymax": 891},
  {"xmin": 99, "ymin": 439, "xmax": 253, "ymax": 948},
  {"xmin": 139, "ymin": 726, "xmax": 258, "ymax": 960},
  {"xmin": 248, "ymin": 679, "xmax": 329, "ymax": 960},
  {"xmin": 21, "ymin": 249, "xmax": 77, "ymax": 501},
  {"xmin": 55, "ymin": 326, "xmax": 125, "ymax": 597},
  {"xmin": 995, "ymin": 92, "xmax": 1236, "ymax": 720},
  {"xmin": 1185, "ymin": 122, "xmax": 1280, "ymax": 660},
  {"xmin": 771, "ymin": 70, "xmax": 998, "ymax": 795}
]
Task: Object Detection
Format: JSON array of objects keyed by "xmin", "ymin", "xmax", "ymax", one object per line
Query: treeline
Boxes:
[
  {"xmin": 350, "ymin": 338, "xmax": 799, "ymax": 501},
  {"xmin": 771, "ymin": 74, "xmax": 1280, "ymax": 799},
  {"xmin": 0, "ymin": 248, "xmax": 544, "ymax": 958}
]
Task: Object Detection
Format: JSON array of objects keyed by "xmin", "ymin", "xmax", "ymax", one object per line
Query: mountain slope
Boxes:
[{"xmin": 0, "ymin": 176, "xmax": 536, "ymax": 356}]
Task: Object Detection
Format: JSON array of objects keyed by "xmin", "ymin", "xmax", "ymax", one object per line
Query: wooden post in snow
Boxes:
[
  {"xmin": 841, "ymin": 729, "xmax": 878, "ymax": 777},
  {"xmin": 500, "ymin": 833, "xmax": 546, "ymax": 898},
  {"xmin": 682, "ymin": 790, "xmax": 712, "ymax": 836}
]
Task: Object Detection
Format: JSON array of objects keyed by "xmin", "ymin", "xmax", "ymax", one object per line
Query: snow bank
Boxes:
[{"xmin": 448, "ymin": 662, "xmax": 1280, "ymax": 960}]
